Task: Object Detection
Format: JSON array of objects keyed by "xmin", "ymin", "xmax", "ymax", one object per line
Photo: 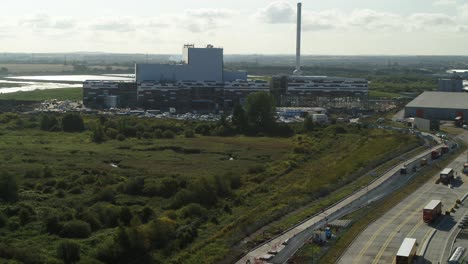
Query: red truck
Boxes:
[
  {"xmin": 441, "ymin": 146, "xmax": 449, "ymax": 154},
  {"xmin": 423, "ymin": 200, "xmax": 442, "ymax": 223}
]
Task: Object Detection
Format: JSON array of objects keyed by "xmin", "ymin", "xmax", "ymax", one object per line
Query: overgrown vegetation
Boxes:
[{"xmin": 0, "ymin": 110, "xmax": 421, "ymax": 263}]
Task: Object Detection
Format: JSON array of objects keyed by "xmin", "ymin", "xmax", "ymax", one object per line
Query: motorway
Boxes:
[
  {"xmin": 237, "ymin": 132, "xmax": 447, "ymax": 264},
  {"xmin": 339, "ymin": 130, "xmax": 468, "ymax": 264}
]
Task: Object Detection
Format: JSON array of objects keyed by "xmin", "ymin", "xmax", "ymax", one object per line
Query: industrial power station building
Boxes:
[
  {"xmin": 83, "ymin": 44, "xmax": 369, "ymax": 112},
  {"xmin": 404, "ymin": 91, "xmax": 468, "ymax": 120},
  {"xmin": 84, "ymin": 44, "xmax": 269, "ymax": 112}
]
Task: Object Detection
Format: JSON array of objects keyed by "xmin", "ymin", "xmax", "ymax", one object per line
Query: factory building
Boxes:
[
  {"xmin": 438, "ymin": 77, "xmax": 463, "ymax": 92},
  {"xmin": 83, "ymin": 44, "xmax": 267, "ymax": 112},
  {"xmin": 136, "ymin": 44, "xmax": 246, "ymax": 83},
  {"xmin": 83, "ymin": 81, "xmax": 137, "ymax": 108},
  {"xmin": 404, "ymin": 91, "xmax": 468, "ymax": 120},
  {"xmin": 271, "ymin": 75, "xmax": 369, "ymax": 108}
]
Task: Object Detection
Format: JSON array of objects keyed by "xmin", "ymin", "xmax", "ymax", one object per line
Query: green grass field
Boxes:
[
  {"xmin": 0, "ymin": 114, "xmax": 422, "ymax": 264},
  {"xmin": 0, "ymin": 88, "xmax": 82, "ymax": 101},
  {"xmin": 369, "ymin": 90, "xmax": 401, "ymax": 98}
]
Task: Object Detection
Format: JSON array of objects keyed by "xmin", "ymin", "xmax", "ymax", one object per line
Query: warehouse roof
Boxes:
[{"xmin": 406, "ymin": 91, "xmax": 468, "ymax": 109}]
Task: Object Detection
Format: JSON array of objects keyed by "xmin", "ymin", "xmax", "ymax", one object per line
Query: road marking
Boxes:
[
  {"xmin": 352, "ymin": 187, "xmax": 430, "ymax": 264},
  {"xmin": 407, "ymin": 217, "xmax": 424, "ymax": 238},
  {"xmin": 372, "ymin": 210, "xmax": 420, "ymax": 264}
]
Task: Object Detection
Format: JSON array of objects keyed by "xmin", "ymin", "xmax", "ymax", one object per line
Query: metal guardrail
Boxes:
[{"xmin": 238, "ymin": 145, "xmax": 444, "ymax": 263}]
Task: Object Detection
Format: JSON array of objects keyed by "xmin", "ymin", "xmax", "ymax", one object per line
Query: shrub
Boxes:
[
  {"xmin": 0, "ymin": 172, "xmax": 18, "ymax": 202},
  {"xmin": 139, "ymin": 207, "xmax": 154, "ymax": 223},
  {"xmin": 180, "ymin": 203, "xmax": 207, "ymax": 218},
  {"xmin": 44, "ymin": 215, "xmax": 62, "ymax": 234},
  {"xmin": 43, "ymin": 166, "xmax": 54, "ymax": 178},
  {"xmin": 40, "ymin": 114, "xmax": 60, "ymax": 131},
  {"xmin": 248, "ymin": 165, "xmax": 265, "ymax": 174},
  {"xmin": 60, "ymin": 220, "xmax": 92, "ymax": 238},
  {"xmin": 80, "ymin": 211, "xmax": 102, "ymax": 231},
  {"xmin": 154, "ymin": 129, "xmax": 163, "ymax": 139},
  {"xmin": 61, "ymin": 113, "xmax": 85, "ymax": 132},
  {"xmin": 120, "ymin": 177, "xmax": 144, "ymax": 195},
  {"xmin": 94, "ymin": 187, "xmax": 115, "ymax": 203},
  {"xmin": 0, "ymin": 212, "xmax": 7, "ymax": 228},
  {"xmin": 163, "ymin": 130, "xmax": 175, "ymax": 139},
  {"xmin": 18, "ymin": 207, "xmax": 32, "ymax": 226},
  {"xmin": 119, "ymin": 207, "xmax": 133, "ymax": 226},
  {"xmin": 106, "ymin": 128, "xmax": 119, "ymax": 139},
  {"xmin": 116, "ymin": 134, "xmax": 126, "ymax": 141},
  {"xmin": 94, "ymin": 204, "xmax": 121, "ymax": 228},
  {"xmin": 57, "ymin": 240, "xmax": 81, "ymax": 264},
  {"xmin": 184, "ymin": 130, "xmax": 195, "ymax": 138},
  {"xmin": 92, "ymin": 124, "xmax": 106, "ymax": 143}
]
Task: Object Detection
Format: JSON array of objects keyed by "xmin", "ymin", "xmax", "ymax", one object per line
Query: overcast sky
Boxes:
[{"xmin": 2, "ymin": 0, "xmax": 468, "ymax": 55}]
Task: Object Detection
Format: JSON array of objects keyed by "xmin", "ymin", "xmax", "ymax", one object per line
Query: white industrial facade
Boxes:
[{"xmin": 135, "ymin": 44, "xmax": 246, "ymax": 83}]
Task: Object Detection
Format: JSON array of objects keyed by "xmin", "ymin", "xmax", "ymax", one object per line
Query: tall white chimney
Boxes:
[{"xmin": 293, "ymin": 2, "xmax": 302, "ymax": 75}]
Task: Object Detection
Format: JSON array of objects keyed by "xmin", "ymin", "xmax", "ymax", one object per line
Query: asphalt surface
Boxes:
[
  {"xmin": 237, "ymin": 133, "xmax": 446, "ymax": 264},
  {"xmin": 339, "ymin": 130, "xmax": 468, "ymax": 264}
]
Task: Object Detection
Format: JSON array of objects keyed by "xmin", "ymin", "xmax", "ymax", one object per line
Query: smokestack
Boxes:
[{"xmin": 293, "ymin": 2, "xmax": 302, "ymax": 75}]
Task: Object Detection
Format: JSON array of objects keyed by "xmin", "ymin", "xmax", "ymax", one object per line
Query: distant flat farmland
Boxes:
[
  {"xmin": 0, "ymin": 64, "xmax": 74, "ymax": 74},
  {"xmin": 0, "ymin": 64, "xmax": 131, "ymax": 74}
]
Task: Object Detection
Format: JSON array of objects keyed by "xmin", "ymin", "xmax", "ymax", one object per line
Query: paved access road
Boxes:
[
  {"xmin": 237, "ymin": 141, "xmax": 445, "ymax": 264},
  {"xmin": 339, "ymin": 131, "xmax": 468, "ymax": 264}
]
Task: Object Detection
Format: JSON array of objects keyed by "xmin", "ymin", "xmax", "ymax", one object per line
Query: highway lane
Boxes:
[
  {"xmin": 237, "ymin": 142, "xmax": 445, "ymax": 264},
  {"xmin": 338, "ymin": 143, "xmax": 468, "ymax": 264}
]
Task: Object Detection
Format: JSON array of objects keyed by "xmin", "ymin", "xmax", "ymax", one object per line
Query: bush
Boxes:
[
  {"xmin": 44, "ymin": 215, "xmax": 62, "ymax": 234},
  {"xmin": 163, "ymin": 130, "xmax": 175, "ymax": 139},
  {"xmin": 180, "ymin": 203, "xmax": 207, "ymax": 218},
  {"xmin": 139, "ymin": 207, "xmax": 154, "ymax": 223},
  {"xmin": 154, "ymin": 129, "xmax": 163, "ymax": 139},
  {"xmin": 119, "ymin": 207, "xmax": 133, "ymax": 226},
  {"xmin": 121, "ymin": 177, "xmax": 144, "ymax": 195},
  {"xmin": 248, "ymin": 165, "xmax": 265, "ymax": 174},
  {"xmin": 0, "ymin": 172, "xmax": 19, "ymax": 202},
  {"xmin": 92, "ymin": 124, "xmax": 106, "ymax": 143},
  {"xmin": 80, "ymin": 211, "xmax": 102, "ymax": 231},
  {"xmin": 40, "ymin": 115, "xmax": 60, "ymax": 131},
  {"xmin": 60, "ymin": 220, "xmax": 92, "ymax": 238},
  {"xmin": 106, "ymin": 128, "xmax": 119, "ymax": 139},
  {"xmin": 61, "ymin": 113, "xmax": 85, "ymax": 132},
  {"xmin": 57, "ymin": 240, "xmax": 81, "ymax": 264},
  {"xmin": 0, "ymin": 212, "xmax": 7, "ymax": 228},
  {"xmin": 18, "ymin": 207, "xmax": 32, "ymax": 226},
  {"xmin": 116, "ymin": 134, "xmax": 126, "ymax": 141},
  {"xmin": 94, "ymin": 204, "xmax": 121, "ymax": 228},
  {"xmin": 94, "ymin": 187, "xmax": 115, "ymax": 203},
  {"xmin": 184, "ymin": 130, "xmax": 195, "ymax": 138}
]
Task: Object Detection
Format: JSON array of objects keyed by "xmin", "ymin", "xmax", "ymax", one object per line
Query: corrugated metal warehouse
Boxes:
[{"xmin": 405, "ymin": 91, "xmax": 468, "ymax": 120}]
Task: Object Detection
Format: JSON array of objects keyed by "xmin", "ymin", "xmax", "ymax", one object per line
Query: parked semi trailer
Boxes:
[
  {"xmin": 395, "ymin": 238, "xmax": 417, "ymax": 264},
  {"xmin": 423, "ymin": 200, "xmax": 442, "ymax": 223},
  {"xmin": 440, "ymin": 168, "xmax": 454, "ymax": 184}
]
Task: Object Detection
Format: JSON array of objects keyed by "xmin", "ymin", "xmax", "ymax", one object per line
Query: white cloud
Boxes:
[
  {"xmin": 255, "ymin": 1, "xmax": 295, "ymax": 24},
  {"xmin": 20, "ymin": 14, "xmax": 75, "ymax": 29},
  {"xmin": 460, "ymin": 4, "xmax": 468, "ymax": 18},
  {"xmin": 180, "ymin": 8, "xmax": 234, "ymax": 33},
  {"xmin": 407, "ymin": 13, "xmax": 455, "ymax": 31},
  {"xmin": 90, "ymin": 18, "xmax": 136, "ymax": 32},
  {"xmin": 433, "ymin": 0, "xmax": 457, "ymax": 6},
  {"xmin": 255, "ymin": 2, "xmax": 462, "ymax": 34}
]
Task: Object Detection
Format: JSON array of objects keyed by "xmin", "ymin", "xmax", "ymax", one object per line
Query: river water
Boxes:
[{"xmin": 0, "ymin": 74, "xmax": 134, "ymax": 94}]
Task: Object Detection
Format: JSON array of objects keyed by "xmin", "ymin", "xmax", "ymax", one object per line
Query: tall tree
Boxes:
[
  {"xmin": 231, "ymin": 104, "xmax": 247, "ymax": 132},
  {"xmin": 245, "ymin": 92, "xmax": 276, "ymax": 133}
]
